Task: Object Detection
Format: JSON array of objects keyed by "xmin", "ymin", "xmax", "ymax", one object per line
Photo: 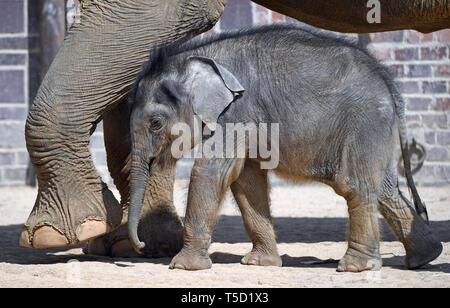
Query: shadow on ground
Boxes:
[
  {"xmin": 1, "ymin": 217, "xmax": 449, "ymax": 272},
  {"xmin": 213, "ymin": 217, "xmax": 450, "ymax": 244}
]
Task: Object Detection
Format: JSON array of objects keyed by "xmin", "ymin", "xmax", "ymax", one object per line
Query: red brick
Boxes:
[
  {"xmin": 371, "ymin": 31, "xmax": 404, "ymax": 43},
  {"xmin": 272, "ymin": 12, "xmax": 286, "ymax": 23},
  {"xmin": 368, "ymin": 46, "xmax": 391, "ymax": 60},
  {"xmin": 436, "ymin": 29, "xmax": 450, "ymax": 43},
  {"xmin": 422, "ymin": 81, "xmax": 447, "ymax": 94},
  {"xmin": 394, "ymin": 47, "xmax": 419, "ymax": 61},
  {"xmin": 253, "ymin": 4, "xmax": 270, "ymax": 25},
  {"xmin": 407, "ymin": 65, "xmax": 431, "ymax": 77},
  {"xmin": 388, "ymin": 65, "xmax": 405, "ymax": 77},
  {"xmin": 435, "ymin": 64, "xmax": 450, "ymax": 77},
  {"xmin": 406, "ymin": 30, "xmax": 433, "ymax": 44},
  {"xmin": 421, "ymin": 47, "xmax": 447, "ymax": 60},
  {"xmin": 434, "ymin": 98, "xmax": 450, "ymax": 111},
  {"xmin": 406, "ymin": 114, "xmax": 421, "ymax": 129}
]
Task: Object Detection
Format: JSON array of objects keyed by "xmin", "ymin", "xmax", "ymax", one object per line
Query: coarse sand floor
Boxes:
[{"xmin": 0, "ymin": 181, "xmax": 449, "ymax": 288}]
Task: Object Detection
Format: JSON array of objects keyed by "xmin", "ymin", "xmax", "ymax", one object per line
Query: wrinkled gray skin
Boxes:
[
  {"xmin": 22, "ymin": 0, "xmax": 448, "ymax": 256},
  {"xmin": 129, "ymin": 25, "xmax": 442, "ymax": 271}
]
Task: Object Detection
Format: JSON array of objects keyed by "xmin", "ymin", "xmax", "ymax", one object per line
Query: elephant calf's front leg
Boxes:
[
  {"xmin": 230, "ymin": 160, "xmax": 281, "ymax": 267},
  {"xmin": 170, "ymin": 158, "xmax": 244, "ymax": 270}
]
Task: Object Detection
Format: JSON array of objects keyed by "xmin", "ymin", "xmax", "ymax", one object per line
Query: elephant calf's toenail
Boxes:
[{"xmin": 75, "ymin": 220, "xmax": 109, "ymax": 242}]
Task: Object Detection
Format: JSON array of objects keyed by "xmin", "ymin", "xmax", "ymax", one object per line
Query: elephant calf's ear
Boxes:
[{"xmin": 186, "ymin": 56, "xmax": 245, "ymax": 130}]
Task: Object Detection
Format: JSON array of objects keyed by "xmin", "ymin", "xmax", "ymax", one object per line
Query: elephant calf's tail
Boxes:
[{"xmin": 391, "ymin": 88, "xmax": 429, "ymax": 223}]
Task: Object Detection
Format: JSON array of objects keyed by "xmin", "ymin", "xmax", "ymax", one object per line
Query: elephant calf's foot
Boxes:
[
  {"xmin": 85, "ymin": 205, "xmax": 184, "ymax": 258},
  {"xmin": 241, "ymin": 250, "xmax": 282, "ymax": 267},
  {"xmin": 84, "ymin": 234, "xmax": 141, "ymax": 258},
  {"xmin": 169, "ymin": 248, "xmax": 212, "ymax": 271},
  {"xmin": 404, "ymin": 233, "xmax": 443, "ymax": 269},
  {"xmin": 20, "ymin": 181, "xmax": 122, "ymax": 248},
  {"xmin": 337, "ymin": 249, "xmax": 382, "ymax": 272}
]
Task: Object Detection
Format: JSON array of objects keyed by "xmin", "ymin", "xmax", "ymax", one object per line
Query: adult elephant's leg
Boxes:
[
  {"xmin": 20, "ymin": 0, "xmax": 227, "ymax": 248},
  {"xmin": 85, "ymin": 101, "xmax": 183, "ymax": 257}
]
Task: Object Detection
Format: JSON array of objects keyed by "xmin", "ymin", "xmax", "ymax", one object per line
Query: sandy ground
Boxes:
[{"xmin": 0, "ymin": 180, "xmax": 449, "ymax": 288}]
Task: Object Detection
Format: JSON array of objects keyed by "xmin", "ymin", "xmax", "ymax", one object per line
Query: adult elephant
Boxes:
[
  {"xmin": 253, "ymin": 0, "xmax": 450, "ymax": 33},
  {"xmin": 21, "ymin": 0, "xmax": 449, "ymax": 257}
]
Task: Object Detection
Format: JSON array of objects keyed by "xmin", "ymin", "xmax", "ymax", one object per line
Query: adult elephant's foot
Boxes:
[
  {"xmin": 84, "ymin": 205, "xmax": 183, "ymax": 258},
  {"xmin": 241, "ymin": 250, "xmax": 282, "ymax": 267},
  {"xmin": 169, "ymin": 248, "xmax": 212, "ymax": 270},
  {"xmin": 337, "ymin": 248, "xmax": 382, "ymax": 272},
  {"xmin": 19, "ymin": 174, "xmax": 122, "ymax": 248}
]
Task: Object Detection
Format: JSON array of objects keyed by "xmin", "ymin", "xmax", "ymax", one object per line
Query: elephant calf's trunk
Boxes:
[{"xmin": 128, "ymin": 157, "xmax": 152, "ymax": 254}]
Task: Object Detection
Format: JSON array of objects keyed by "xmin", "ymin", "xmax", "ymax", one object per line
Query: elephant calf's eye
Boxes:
[{"xmin": 150, "ymin": 117, "xmax": 164, "ymax": 132}]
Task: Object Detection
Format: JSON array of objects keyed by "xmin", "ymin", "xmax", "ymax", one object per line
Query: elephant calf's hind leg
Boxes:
[{"xmin": 378, "ymin": 171, "xmax": 442, "ymax": 269}]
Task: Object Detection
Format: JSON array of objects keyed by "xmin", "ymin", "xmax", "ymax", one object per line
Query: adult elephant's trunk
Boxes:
[{"xmin": 128, "ymin": 140, "xmax": 153, "ymax": 253}]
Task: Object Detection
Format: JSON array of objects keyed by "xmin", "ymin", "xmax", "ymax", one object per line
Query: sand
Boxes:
[{"xmin": 0, "ymin": 181, "xmax": 449, "ymax": 288}]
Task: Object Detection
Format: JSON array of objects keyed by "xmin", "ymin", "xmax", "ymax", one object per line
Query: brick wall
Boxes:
[
  {"xmin": 0, "ymin": 0, "xmax": 39, "ymax": 186},
  {"xmin": 366, "ymin": 30, "xmax": 450, "ymax": 185},
  {"xmin": 190, "ymin": 0, "xmax": 450, "ymax": 186},
  {"xmin": 0, "ymin": 0, "xmax": 448, "ymax": 187}
]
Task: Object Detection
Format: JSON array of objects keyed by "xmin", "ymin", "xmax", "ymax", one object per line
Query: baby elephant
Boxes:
[{"xmin": 128, "ymin": 25, "xmax": 442, "ymax": 272}]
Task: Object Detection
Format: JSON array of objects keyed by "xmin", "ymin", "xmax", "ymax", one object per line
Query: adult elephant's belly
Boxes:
[{"xmin": 21, "ymin": 0, "xmax": 227, "ymax": 249}]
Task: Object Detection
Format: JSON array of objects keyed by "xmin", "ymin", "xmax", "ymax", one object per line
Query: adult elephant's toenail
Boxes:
[
  {"xmin": 19, "ymin": 228, "xmax": 32, "ymax": 248},
  {"xmin": 32, "ymin": 226, "xmax": 69, "ymax": 248}
]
